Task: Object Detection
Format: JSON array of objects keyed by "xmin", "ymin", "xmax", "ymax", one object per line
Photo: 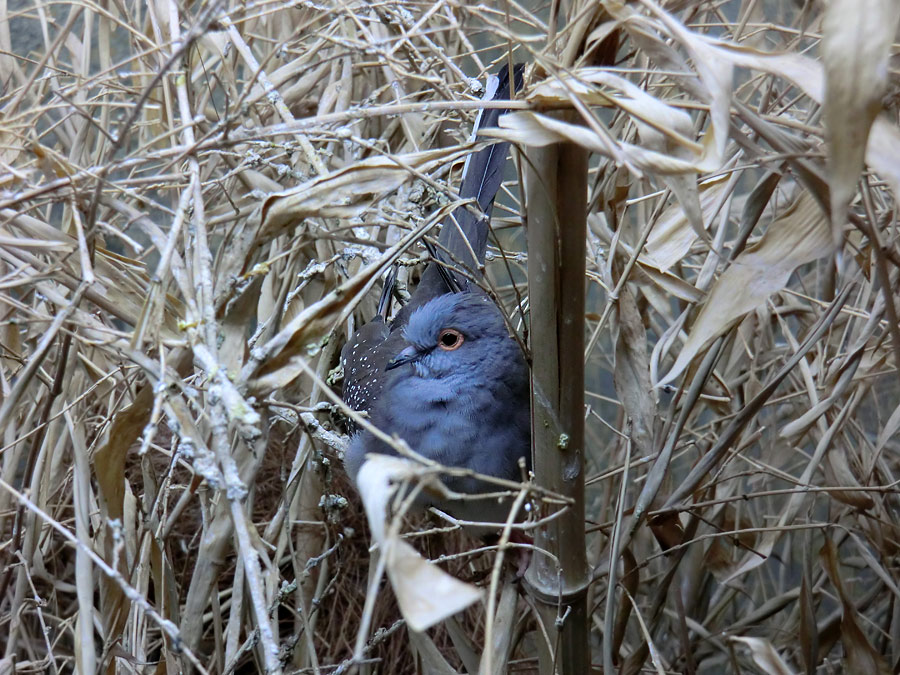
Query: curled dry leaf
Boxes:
[
  {"xmin": 529, "ymin": 69, "xmax": 707, "ymax": 164},
  {"xmin": 493, "ymin": 111, "xmax": 710, "ymax": 176},
  {"xmin": 730, "ymin": 636, "xmax": 795, "ymax": 675},
  {"xmin": 565, "ymin": 68, "xmax": 712, "ymax": 242},
  {"xmin": 658, "ymin": 192, "xmax": 831, "ymax": 387},
  {"xmin": 599, "ymin": 0, "xmax": 735, "ymax": 247},
  {"xmin": 822, "ymin": 0, "xmax": 900, "ymax": 246},
  {"xmin": 355, "ymin": 455, "xmax": 482, "ymax": 632},
  {"xmin": 614, "ymin": 17, "xmax": 900, "ymax": 234},
  {"xmin": 635, "ymin": 0, "xmax": 732, "ymax": 166},
  {"xmin": 258, "ymin": 146, "xmax": 470, "ymax": 239},
  {"xmin": 643, "ymin": 175, "xmax": 729, "ymax": 272},
  {"xmin": 634, "ymin": 262, "xmax": 705, "ymax": 304}
]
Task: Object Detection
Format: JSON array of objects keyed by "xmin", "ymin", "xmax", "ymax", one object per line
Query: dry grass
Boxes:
[{"xmin": 1, "ymin": 0, "xmax": 899, "ymax": 673}]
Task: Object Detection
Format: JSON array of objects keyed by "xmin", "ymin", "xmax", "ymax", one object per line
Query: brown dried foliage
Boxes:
[{"xmin": 0, "ymin": 0, "xmax": 899, "ymax": 673}]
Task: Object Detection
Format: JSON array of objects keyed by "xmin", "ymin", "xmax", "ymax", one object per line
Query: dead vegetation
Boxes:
[{"xmin": 1, "ymin": 0, "xmax": 899, "ymax": 673}]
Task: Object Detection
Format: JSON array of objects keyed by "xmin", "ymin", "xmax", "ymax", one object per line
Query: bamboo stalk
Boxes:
[{"xmin": 523, "ymin": 127, "xmax": 590, "ymax": 674}]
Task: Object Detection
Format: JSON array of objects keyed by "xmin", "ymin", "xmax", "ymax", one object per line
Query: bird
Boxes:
[
  {"xmin": 344, "ymin": 291, "xmax": 531, "ymax": 523},
  {"xmin": 340, "ymin": 64, "xmax": 530, "ymax": 525}
]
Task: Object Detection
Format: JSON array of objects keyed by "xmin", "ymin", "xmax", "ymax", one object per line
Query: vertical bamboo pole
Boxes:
[{"xmin": 524, "ymin": 129, "xmax": 590, "ymax": 674}]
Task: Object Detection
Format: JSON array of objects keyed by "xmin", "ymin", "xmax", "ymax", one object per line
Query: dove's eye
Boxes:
[{"xmin": 437, "ymin": 329, "xmax": 464, "ymax": 351}]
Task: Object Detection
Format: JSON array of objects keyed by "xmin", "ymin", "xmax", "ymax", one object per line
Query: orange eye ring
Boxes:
[{"xmin": 437, "ymin": 328, "xmax": 464, "ymax": 351}]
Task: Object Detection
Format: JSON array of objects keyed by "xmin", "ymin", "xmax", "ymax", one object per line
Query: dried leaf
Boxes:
[
  {"xmin": 614, "ymin": 286, "xmax": 657, "ymax": 458},
  {"xmin": 480, "ymin": 578, "xmax": 518, "ymax": 675},
  {"xmin": 820, "ymin": 539, "xmax": 891, "ymax": 675},
  {"xmin": 823, "ymin": 447, "xmax": 874, "ymax": 510},
  {"xmin": 246, "ymin": 223, "xmax": 425, "ymax": 393},
  {"xmin": 643, "ymin": 175, "xmax": 729, "ymax": 272},
  {"xmin": 634, "ymin": 262, "xmax": 705, "ymax": 303},
  {"xmin": 875, "ymin": 400, "xmax": 900, "ymax": 454},
  {"xmin": 849, "ymin": 532, "xmax": 900, "ymax": 602},
  {"xmin": 822, "ymin": 0, "xmax": 900, "ymax": 245},
  {"xmin": 731, "ymin": 636, "xmax": 795, "ymax": 675},
  {"xmin": 799, "ymin": 569, "xmax": 818, "ymax": 675},
  {"xmin": 259, "ymin": 146, "xmax": 469, "ymax": 238},
  {"xmin": 529, "ymin": 69, "xmax": 707, "ymax": 163},
  {"xmin": 66, "ymin": 410, "xmax": 97, "ymax": 675},
  {"xmin": 735, "ymin": 170, "xmax": 784, "ymax": 251},
  {"xmin": 444, "ymin": 617, "xmax": 481, "ymax": 674},
  {"xmin": 639, "ymin": 0, "xmax": 733, "ymax": 166},
  {"xmin": 94, "ymin": 387, "xmax": 152, "ymax": 521},
  {"xmin": 701, "ymin": 505, "xmax": 757, "ymax": 581},
  {"xmin": 407, "ymin": 630, "xmax": 458, "ymax": 675},
  {"xmin": 493, "ymin": 111, "xmax": 709, "ymax": 175},
  {"xmin": 623, "ymin": 583, "xmax": 667, "ymax": 675},
  {"xmin": 726, "ymin": 397, "xmax": 854, "ymax": 582},
  {"xmin": 647, "ymin": 512, "xmax": 683, "ymax": 551},
  {"xmin": 659, "ymin": 192, "xmax": 830, "ymax": 386},
  {"xmin": 355, "ymin": 456, "xmax": 482, "ymax": 632},
  {"xmin": 699, "ymin": 37, "xmax": 900, "ymax": 204},
  {"xmin": 220, "ymin": 276, "xmax": 262, "ymax": 376},
  {"xmin": 703, "ymin": 536, "xmax": 733, "ymax": 580},
  {"xmin": 2, "ymin": 210, "xmax": 183, "ymax": 337}
]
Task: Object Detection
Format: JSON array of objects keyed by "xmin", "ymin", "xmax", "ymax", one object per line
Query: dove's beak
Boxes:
[{"xmin": 386, "ymin": 345, "xmax": 421, "ymax": 370}]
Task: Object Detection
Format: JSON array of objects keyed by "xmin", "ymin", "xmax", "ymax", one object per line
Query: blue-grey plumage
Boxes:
[{"xmin": 344, "ymin": 292, "xmax": 531, "ymax": 523}]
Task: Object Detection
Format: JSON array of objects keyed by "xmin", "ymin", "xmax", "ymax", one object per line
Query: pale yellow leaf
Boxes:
[
  {"xmin": 822, "ymin": 0, "xmax": 900, "ymax": 245},
  {"xmin": 659, "ymin": 192, "xmax": 830, "ymax": 386},
  {"xmin": 356, "ymin": 456, "xmax": 482, "ymax": 632},
  {"xmin": 643, "ymin": 175, "xmax": 729, "ymax": 272},
  {"xmin": 639, "ymin": 0, "xmax": 733, "ymax": 165},
  {"xmin": 731, "ymin": 636, "xmax": 795, "ymax": 675},
  {"xmin": 259, "ymin": 146, "xmax": 470, "ymax": 237},
  {"xmin": 493, "ymin": 111, "xmax": 706, "ymax": 175}
]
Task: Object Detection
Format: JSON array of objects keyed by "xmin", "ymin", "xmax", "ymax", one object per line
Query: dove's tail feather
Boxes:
[
  {"xmin": 409, "ymin": 63, "xmax": 524, "ymax": 307},
  {"xmin": 439, "ymin": 62, "xmax": 524, "ymax": 274}
]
